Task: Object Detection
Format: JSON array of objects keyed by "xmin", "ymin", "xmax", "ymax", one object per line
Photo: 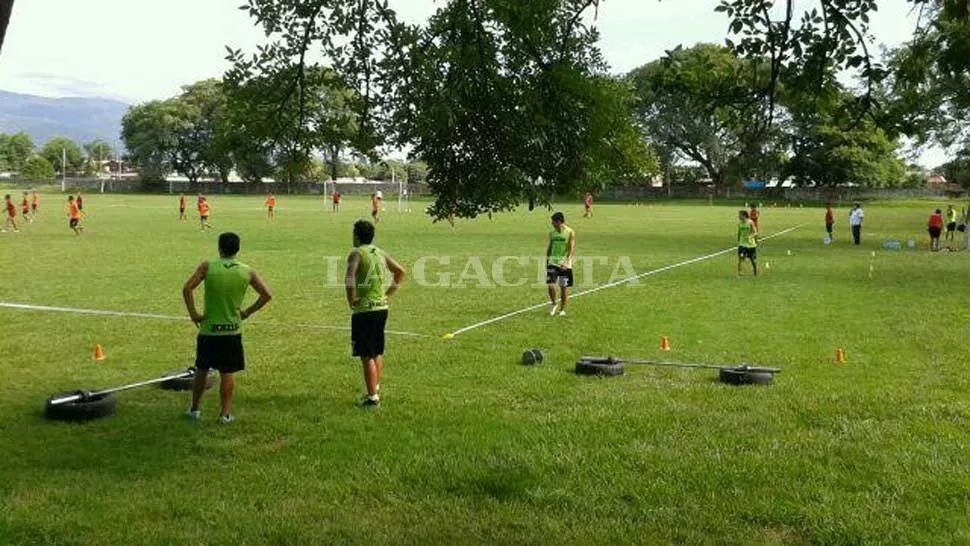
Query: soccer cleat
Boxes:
[
  {"xmin": 219, "ymin": 415, "xmax": 235, "ymax": 424},
  {"xmin": 549, "ymin": 304, "xmax": 559, "ymax": 316},
  {"xmin": 360, "ymin": 394, "xmax": 381, "ymax": 408},
  {"xmin": 186, "ymin": 409, "xmax": 201, "ymax": 420},
  {"xmin": 559, "ymin": 310, "xmax": 567, "ymax": 317}
]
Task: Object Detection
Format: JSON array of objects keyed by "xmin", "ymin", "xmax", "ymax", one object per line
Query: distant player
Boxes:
[
  {"xmin": 945, "ymin": 205, "xmax": 957, "ymax": 242},
  {"xmin": 583, "ymin": 192, "xmax": 593, "ymax": 218},
  {"xmin": 182, "ymin": 232, "xmax": 273, "ymax": 423},
  {"xmin": 76, "ymin": 192, "xmax": 84, "ymax": 212},
  {"xmin": 178, "ymin": 194, "xmax": 187, "ymax": 222},
  {"xmin": 21, "ymin": 192, "xmax": 31, "ymax": 224},
  {"xmin": 3, "ymin": 194, "xmax": 19, "ymax": 233},
  {"xmin": 737, "ymin": 210, "xmax": 758, "ymax": 276},
  {"xmin": 266, "ymin": 193, "xmax": 276, "ymax": 219},
  {"xmin": 928, "ymin": 208, "xmax": 944, "ymax": 251},
  {"xmin": 546, "ymin": 212, "xmax": 576, "ymax": 317},
  {"xmin": 345, "ymin": 220, "xmax": 406, "ymax": 407},
  {"xmin": 31, "ymin": 191, "xmax": 39, "ymax": 217},
  {"xmin": 371, "ymin": 193, "xmax": 380, "ymax": 223},
  {"xmin": 749, "ymin": 203, "xmax": 760, "ymax": 230},
  {"xmin": 825, "ymin": 203, "xmax": 835, "ymax": 240},
  {"xmin": 67, "ymin": 195, "xmax": 83, "ymax": 235},
  {"xmin": 199, "ymin": 197, "xmax": 213, "ymax": 230},
  {"xmin": 331, "ymin": 190, "xmax": 341, "ymax": 213}
]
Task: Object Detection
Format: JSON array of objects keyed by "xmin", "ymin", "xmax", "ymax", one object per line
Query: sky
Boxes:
[{"xmin": 0, "ymin": 0, "xmax": 947, "ymax": 164}]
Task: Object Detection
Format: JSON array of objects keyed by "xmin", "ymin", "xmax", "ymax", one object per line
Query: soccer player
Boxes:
[
  {"xmin": 849, "ymin": 203, "xmax": 864, "ymax": 245},
  {"xmin": 371, "ymin": 193, "xmax": 381, "ymax": 223},
  {"xmin": 21, "ymin": 192, "xmax": 31, "ymax": 224},
  {"xmin": 266, "ymin": 193, "xmax": 276, "ymax": 220},
  {"xmin": 737, "ymin": 209, "xmax": 758, "ymax": 277},
  {"xmin": 31, "ymin": 191, "xmax": 39, "ymax": 217},
  {"xmin": 199, "ymin": 197, "xmax": 213, "ymax": 230},
  {"xmin": 749, "ymin": 203, "xmax": 760, "ymax": 230},
  {"xmin": 928, "ymin": 208, "xmax": 944, "ymax": 251},
  {"xmin": 945, "ymin": 205, "xmax": 957, "ymax": 242},
  {"xmin": 345, "ymin": 220, "xmax": 406, "ymax": 407},
  {"xmin": 3, "ymin": 194, "xmax": 19, "ymax": 233},
  {"xmin": 178, "ymin": 194, "xmax": 187, "ymax": 222},
  {"xmin": 67, "ymin": 195, "xmax": 83, "ymax": 235},
  {"xmin": 583, "ymin": 192, "xmax": 593, "ymax": 218},
  {"xmin": 331, "ymin": 190, "xmax": 341, "ymax": 213},
  {"xmin": 182, "ymin": 232, "xmax": 273, "ymax": 423},
  {"xmin": 546, "ymin": 212, "xmax": 576, "ymax": 317},
  {"xmin": 825, "ymin": 203, "xmax": 835, "ymax": 240},
  {"xmin": 76, "ymin": 192, "xmax": 84, "ymax": 212}
]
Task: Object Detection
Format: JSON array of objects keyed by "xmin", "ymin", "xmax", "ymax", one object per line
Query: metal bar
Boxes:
[
  {"xmin": 47, "ymin": 370, "xmax": 196, "ymax": 407},
  {"xmin": 579, "ymin": 357, "xmax": 781, "ymax": 374}
]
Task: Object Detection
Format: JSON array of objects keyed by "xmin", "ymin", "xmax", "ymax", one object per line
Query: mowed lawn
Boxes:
[{"xmin": 1, "ymin": 192, "xmax": 968, "ymax": 544}]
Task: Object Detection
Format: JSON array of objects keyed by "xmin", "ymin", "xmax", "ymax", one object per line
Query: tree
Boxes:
[
  {"xmin": 83, "ymin": 139, "xmax": 113, "ymax": 176},
  {"xmin": 936, "ymin": 149, "xmax": 970, "ymax": 188},
  {"xmin": 0, "ymin": 133, "xmax": 9, "ymax": 171},
  {"xmin": 629, "ymin": 44, "xmax": 773, "ymax": 194},
  {"xmin": 40, "ymin": 137, "xmax": 84, "ymax": 176},
  {"xmin": 786, "ymin": 124, "xmax": 905, "ymax": 187},
  {"xmin": 21, "ymin": 155, "xmax": 55, "ymax": 180},
  {"xmin": 121, "ymin": 100, "xmax": 178, "ymax": 182},
  {"xmin": 6, "ymin": 132, "xmax": 34, "ymax": 173}
]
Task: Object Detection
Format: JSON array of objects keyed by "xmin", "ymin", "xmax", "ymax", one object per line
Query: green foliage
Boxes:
[
  {"xmin": 5, "ymin": 132, "xmax": 34, "ymax": 173},
  {"xmin": 39, "ymin": 137, "xmax": 84, "ymax": 175},
  {"xmin": 788, "ymin": 124, "xmax": 905, "ymax": 187},
  {"xmin": 121, "ymin": 101, "xmax": 177, "ymax": 182},
  {"xmin": 936, "ymin": 149, "xmax": 970, "ymax": 188},
  {"xmin": 20, "ymin": 155, "xmax": 55, "ymax": 180}
]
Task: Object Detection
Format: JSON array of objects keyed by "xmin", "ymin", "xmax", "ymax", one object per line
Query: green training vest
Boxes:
[
  {"xmin": 353, "ymin": 245, "xmax": 388, "ymax": 314},
  {"xmin": 200, "ymin": 258, "xmax": 251, "ymax": 336},
  {"xmin": 738, "ymin": 221, "xmax": 757, "ymax": 248},
  {"xmin": 549, "ymin": 226, "xmax": 574, "ymax": 266}
]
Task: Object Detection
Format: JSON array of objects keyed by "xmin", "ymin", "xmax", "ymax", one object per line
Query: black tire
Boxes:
[
  {"xmin": 575, "ymin": 359, "xmax": 624, "ymax": 377},
  {"xmin": 44, "ymin": 391, "xmax": 117, "ymax": 422},
  {"xmin": 158, "ymin": 370, "xmax": 215, "ymax": 392},
  {"xmin": 521, "ymin": 349, "xmax": 544, "ymax": 366},
  {"xmin": 718, "ymin": 367, "xmax": 774, "ymax": 386}
]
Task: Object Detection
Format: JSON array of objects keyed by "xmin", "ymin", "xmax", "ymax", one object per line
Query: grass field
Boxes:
[{"xmin": 1, "ymin": 193, "xmax": 969, "ymax": 544}]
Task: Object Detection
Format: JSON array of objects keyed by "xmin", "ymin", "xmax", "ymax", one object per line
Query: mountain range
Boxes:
[{"xmin": 0, "ymin": 89, "xmax": 129, "ymax": 147}]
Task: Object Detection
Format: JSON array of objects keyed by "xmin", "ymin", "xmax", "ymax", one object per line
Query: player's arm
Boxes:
[
  {"xmin": 546, "ymin": 238, "xmax": 553, "ymax": 265},
  {"xmin": 752, "ymin": 220, "xmax": 759, "ymax": 242},
  {"xmin": 565, "ymin": 231, "xmax": 576, "ymax": 268},
  {"xmin": 384, "ymin": 254, "xmax": 407, "ymax": 299},
  {"xmin": 345, "ymin": 250, "xmax": 361, "ymax": 308},
  {"xmin": 242, "ymin": 270, "xmax": 273, "ymax": 320},
  {"xmin": 182, "ymin": 262, "xmax": 208, "ymax": 324}
]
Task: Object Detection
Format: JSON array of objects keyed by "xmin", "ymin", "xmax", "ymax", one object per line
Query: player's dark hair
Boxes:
[
  {"xmin": 935, "ymin": 209, "xmax": 942, "ymax": 214},
  {"xmin": 354, "ymin": 220, "xmax": 375, "ymax": 245},
  {"xmin": 739, "ymin": 210, "xmax": 749, "ymax": 219},
  {"xmin": 551, "ymin": 212, "xmax": 565, "ymax": 223},
  {"xmin": 67, "ymin": 195, "xmax": 73, "ymax": 200},
  {"xmin": 218, "ymin": 232, "xmax": 241, "ymax": 257},
  {"xmin": 4, "ymin": 194, "xmax": 9, "ymax": 200}
]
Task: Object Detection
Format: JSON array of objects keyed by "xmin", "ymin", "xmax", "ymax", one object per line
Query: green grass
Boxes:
[{"xmin": 2, "ymin": 194, "xmax": 969, "ymax": 544}]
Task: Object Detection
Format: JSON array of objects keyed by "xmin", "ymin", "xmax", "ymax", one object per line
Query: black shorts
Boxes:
[
  {"xmin": 200, "ymin": 215, "xmax": 209, "ymax": 221},
  {"xmin": 825, "ymin": 222, "xmax": 833, "ymax": 234},
  {"xmin": 546, "ymin": 265, "xmax": 574, "ymax": 287},
  {"xmin": 352, "ymin": 310, "xmax": 388, "ymax": 358},
  {"xmin": 69, "ymin": 218, "xmax": 79, "ymax": 228},
  {"xmin": 946, "ymin": 222, "xmax": 956, "ymax": 232},
  {"xmin": 196, "ymin": 334, "xmax": 245, "ymax": 374},
  {"xmin": 738, "ymin": 246, "xmax": 757, "ymax": 260},
  {"xmin": 929, "ymin": 227, "xmax": 942, "ymax": 238}
]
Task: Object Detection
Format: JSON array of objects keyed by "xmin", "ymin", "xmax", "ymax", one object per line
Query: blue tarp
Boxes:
[{"xmin": 743, "ymin": 180, "xmax": 767, "ymax": 190}]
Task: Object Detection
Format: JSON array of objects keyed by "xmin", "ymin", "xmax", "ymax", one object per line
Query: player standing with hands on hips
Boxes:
[
  {"xmin": 849, "ymin": 203, "xmax": 864, "ymax": 245},
  {"xmin": 546, "ymin": 212, "xmax": 576, "ymax": 317},
  {"xmin": 345, "ymin": 220, "xmax": 406, "ymax": 408}
]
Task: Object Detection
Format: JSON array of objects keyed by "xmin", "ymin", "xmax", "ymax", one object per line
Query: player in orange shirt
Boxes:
[
  {"xmin": 824, "ymin": 203, "xmax": 835, "ymax": 241},
  {"xmin": 21, "ymin": 192, "xmax": 32, "ymax": 224},
  {"xmin": 3, "ymin": 194, "xmax": 19, "ymax": 233},
  {"xmin": 749, "ymin": 203, "xmax": 760, "ymax": 229},
  {"xmin": 331, "ymin": 190, "xmax": 341, "ymax": 213},
  {"xmin": 67, "ymin": 195, "xmax": 83, "ymax": 235},
  {"xmin": 199, "ymin": 197, "xmax": 213, "ymax": 230},
  {"xmin": 371, "ymin": 193, "xmax": 380, "ymax": 223},
  {"xmin": 178, "ymin": 194, "xmax": 187, "ymax": 222},
  {"xmin": 266, "ymin": 193, "xmax": 277, "ymax": 219},
  {"xmin": 583, "ymin": 192, "xmax": 593, "ymax": 218},
  {"xmin": 928, "ymin": 208, "xmax": 944, "ymax": 251},
  {"xmin": 31, "ymin": 191, "xmax": 39, "ymax": 217}
]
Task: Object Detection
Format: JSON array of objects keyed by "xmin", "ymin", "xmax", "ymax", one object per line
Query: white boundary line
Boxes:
[
  {"xmin": 444, "ymin": 224, "xmax": 805, "ymax": 338},
  {"xmin": 0, "ymin": 302, "xmax": 429, "ymax": 338}
]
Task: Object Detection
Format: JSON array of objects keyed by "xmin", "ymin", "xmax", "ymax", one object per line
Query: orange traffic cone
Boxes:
[
  {"xmin": 92, "ymin": 344, "xmax": 106, "ymax": 361},
  {"xmin": 835, "ymin": 348, "xmax": 846, "ymax": 363},
  {"xmin": 660, "ymin": 336, "xmax": 671, "ymax": 351}
]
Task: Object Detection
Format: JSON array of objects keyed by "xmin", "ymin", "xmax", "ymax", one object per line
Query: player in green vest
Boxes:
[
  {"xmin": 345, "ymin": 220, "xmax": 406, "ymax": 407},
  {"xmin": 945, "ymin": 205, "xmax": 958, "ymax": 242},
  {"xmin": 182, "ymin": 232, "xmax": 273, "ymax": 423},
  {"xmin": 737, "ymin": 210, "xmax": 758, "ymax": 277},
  {"xmin": 546, "ymin": 212, "xmax": 576, "ymax": 316}
]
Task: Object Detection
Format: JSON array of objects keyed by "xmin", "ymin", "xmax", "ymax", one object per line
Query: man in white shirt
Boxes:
[{"xmin": 849, "ymin": 203, "xmax": 864, "ymax": 245}]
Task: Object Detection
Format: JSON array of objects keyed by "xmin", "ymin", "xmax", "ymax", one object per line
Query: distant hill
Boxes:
[{"xmin": 0, "ymin": 90, "xmax": 129, "ymax": 146}]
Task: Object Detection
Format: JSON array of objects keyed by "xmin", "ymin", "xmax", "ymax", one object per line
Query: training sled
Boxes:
[
  {"xmin": 575, "ymin": 356, "xmax": 781, "ymax": 385},
  {"xmin": 44, "ymin": 367, "xmax": 215, "ymax": 422}
]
